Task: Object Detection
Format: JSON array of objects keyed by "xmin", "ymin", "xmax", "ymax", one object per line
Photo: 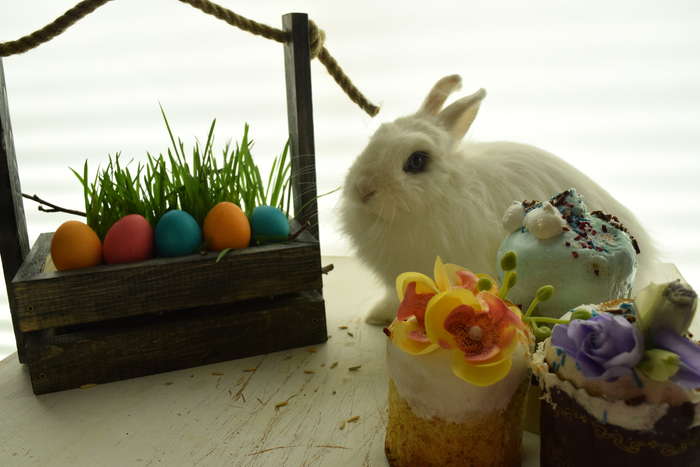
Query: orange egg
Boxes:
[
  {"xmin": 51, "ymin": 220, "xmax": 103, "ymax": 271},
  {"xmin": 203, "ymin": 202, "xmax": 251, "ymax": 251}
]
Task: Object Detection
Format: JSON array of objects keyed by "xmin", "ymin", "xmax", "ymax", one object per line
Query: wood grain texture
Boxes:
[
  {"xmin": 0, "ymin": 257, "xmax": 547, "ymax": 466},
  {"xmin": 25, "ymin": 291, "xmax": 327, "ymax": 394},
  {"xmin": 290, "ymin": 217, "xmax": 318, "ymax": 243},
  {"xmin": 12, "ymin": 232, "xmax": 51, "ymax": 282},
  {"xmin": 283, "ymin": 13, "xmax": 320, "ymax": 241},
  {"xmin": 13, "ymin": 234, "xmax": 322, "ymax": 332},
  {"xmin": 0, "ymin": 58, "xmax": 29, "ymax": 362}
]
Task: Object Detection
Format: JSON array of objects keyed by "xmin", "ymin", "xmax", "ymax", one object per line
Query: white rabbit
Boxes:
[{"xmin": 339, "ymin": 74, "xmax": 658, "ymax": 325}]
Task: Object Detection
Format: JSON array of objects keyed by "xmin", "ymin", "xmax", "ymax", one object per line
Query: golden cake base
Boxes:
[{"xmin": 385, "ymin": 378, "xmax": 528, "ymax": 467}]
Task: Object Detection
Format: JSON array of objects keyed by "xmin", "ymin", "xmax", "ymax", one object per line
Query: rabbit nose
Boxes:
[
  {"xmin": 357, "ymin": 182, "xmax": 377, "ymax": 203},
  {"xmin": 361, "ymin": 190, "xmax": 377, "ymax": 203}
]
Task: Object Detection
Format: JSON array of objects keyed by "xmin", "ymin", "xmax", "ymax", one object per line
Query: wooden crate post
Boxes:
[
  {"xmin": 0, "ymin": 58, "xmax": 29, "ymax": 362},
  {"xmin": 0, "ymin": 13, "xmax": 327, "ymax": 385},
  {"xmin": 283, "ymin": 13, "xmax": 320, "ymax": 242}
]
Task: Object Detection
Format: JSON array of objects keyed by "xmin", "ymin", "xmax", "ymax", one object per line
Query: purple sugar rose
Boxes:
[
  {"xmin": 551, "ymin": 312, "xmax": 643, "ymax": 381},
  {"xmin": 655, "ymin": 328, "xmax": 700, "ymax": 389}
]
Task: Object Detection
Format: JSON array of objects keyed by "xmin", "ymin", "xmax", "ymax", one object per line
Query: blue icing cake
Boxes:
[{"xmin": 497, "ymin": 188, "xmax": 638, "ymax": 318}]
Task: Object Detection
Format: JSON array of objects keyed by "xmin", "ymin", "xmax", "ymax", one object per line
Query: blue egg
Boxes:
[
  {"xmin": 250, "ymin": 206, "xmax": 290, "ymax": 245},
  {"xmin": 155, "ymin": 210, "xmax": 202, "ymax": 257}
]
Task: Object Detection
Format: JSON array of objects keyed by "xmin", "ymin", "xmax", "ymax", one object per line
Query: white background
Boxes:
[{"xmin": 0, "ymin": 0, "xmax": 698, "ymax": 358}]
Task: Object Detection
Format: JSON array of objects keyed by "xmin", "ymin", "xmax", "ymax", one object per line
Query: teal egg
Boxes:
[
  {"xmin": 251, "ymin": 206, "xmax": 290, "ymax": 244},
  {"xmin": 155, "ymin": 210, "xmax": 202, "ymax": 257}
]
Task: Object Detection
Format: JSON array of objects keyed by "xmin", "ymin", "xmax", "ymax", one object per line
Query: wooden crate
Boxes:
[{"xmin": 0, "ymin": 13, "xmax": 327, "ymax": 394}]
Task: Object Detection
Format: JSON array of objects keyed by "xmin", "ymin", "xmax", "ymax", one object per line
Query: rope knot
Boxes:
[{"xmin": 308, "ymin": 20, "xmax": 326, "ymax": 59}]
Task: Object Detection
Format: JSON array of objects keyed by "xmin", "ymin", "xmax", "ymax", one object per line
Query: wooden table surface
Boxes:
[{"xmin": 0, "ymin": 256, "xmax": 542, "ymax": 466}]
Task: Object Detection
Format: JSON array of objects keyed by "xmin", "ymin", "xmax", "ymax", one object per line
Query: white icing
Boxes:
[
  {"xmin": 523, "ymin": 202, "xmax": 566, "ymax": 240},
  {"xmin": 502, "ymin": 201, "xmax": 525, "ymax": 233},
  {"xmin": 531, "ymin": 341, "xmax": 700, "ymax": 430},
  {"xmin": 386, "ymin": 339, "xmax": 530, "ymax": 423}
]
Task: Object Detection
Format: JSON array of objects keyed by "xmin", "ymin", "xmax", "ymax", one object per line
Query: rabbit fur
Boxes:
[{"xmin": 339, "ymin": 74, "xmax": 658, "ymax": 325}]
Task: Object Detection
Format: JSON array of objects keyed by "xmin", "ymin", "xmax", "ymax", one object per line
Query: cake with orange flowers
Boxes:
[{"xmin": 384, "ymin": 256, "xmax": 537, "ymax": 467}]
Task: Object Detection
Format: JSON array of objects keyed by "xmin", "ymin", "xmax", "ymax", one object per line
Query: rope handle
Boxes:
[{"xmin": 0, "ymin": 0, "xmax": 380, "ymax": 116}]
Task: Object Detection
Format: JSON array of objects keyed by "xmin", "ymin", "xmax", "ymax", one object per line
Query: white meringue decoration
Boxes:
[
  {"xmin": 502, "ymin": 201, "xmax": 525, "ymax": 232},
  {"xmin": 524, "ymin": 202, "xmax": 566, "ymax": 240}
]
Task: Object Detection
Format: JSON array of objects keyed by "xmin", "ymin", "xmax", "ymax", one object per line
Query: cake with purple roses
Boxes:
[{"xmin": 531, "ymin": 279, "xmax": 700, "ymax": 467}]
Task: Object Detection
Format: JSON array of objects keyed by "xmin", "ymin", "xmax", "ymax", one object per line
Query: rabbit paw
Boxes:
[{"xmin": 365, "ymin": 293, "xmax": 398, "ymax": 326}]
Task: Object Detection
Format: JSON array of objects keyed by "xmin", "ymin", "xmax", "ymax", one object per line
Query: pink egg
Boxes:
[{"xmin": 103, "ymin": 214, "xmax": 154, "ymax": 264}]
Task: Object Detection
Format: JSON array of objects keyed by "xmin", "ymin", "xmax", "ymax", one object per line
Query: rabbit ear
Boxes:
[
  {"xmin": 418, "ymin": 75, "xmax": 463, "ymax": 115},
  {"xmin": 437, "ymin": 88, "xmax": 486, "ymax": 140}
]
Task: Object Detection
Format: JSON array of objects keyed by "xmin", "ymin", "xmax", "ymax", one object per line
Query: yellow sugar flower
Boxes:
[
  {"xmin": 424, "ymin": 288, "xmax": 524, "ymax": 386},
  {"xmin": 388, "ymin": 257, "xmax": 503, "ymax": 359}
]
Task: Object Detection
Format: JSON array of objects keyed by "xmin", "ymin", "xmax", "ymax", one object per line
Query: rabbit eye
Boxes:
[{"xmin": 403, "ymin": 151, "xmax": 429, "ymax": 174}]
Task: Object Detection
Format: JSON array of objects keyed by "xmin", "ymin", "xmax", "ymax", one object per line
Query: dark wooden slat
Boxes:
[
  {"xmin": 13, "ymin": 234, "xmax": 322, "ymax": 332},
  {"xmin": 26, "ymin": 291, "xmax": 327, "ymax": 394},
  {"xmin": 0, "ymin": 58, "xmax": 29, "ymax": 362},
  {"xmin": 290, "ymin": 217, "xmax": 318, "ymax": 244},
  {"xmin": 12, "ymin": 232, "xmax": 51, "ymax": 282},
  {"xmin": 283, "ymin": 13, "xmax": 320, "ymax": 242}
]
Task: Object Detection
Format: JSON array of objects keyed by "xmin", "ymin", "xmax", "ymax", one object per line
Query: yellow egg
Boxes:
[
  {"xmin": 203, "ymin": 202, "xmax": 251, "ymax": 251},
  {"xmin": 51, "ymin": 221, "xmax": 103, "ymax": 271}
]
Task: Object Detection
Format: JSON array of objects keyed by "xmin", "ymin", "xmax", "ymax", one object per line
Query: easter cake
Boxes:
[
  {"xmin": 498, "ymin": 188, "xmax": 639, "ymax": 318},
  {"xmin": 496, "ymin": 188, "xmax": 647, "ymax": 434},
  {"xmin": 384, "ymin": 256, "xmax": 535, "ymax": 467},
  {"xmin": 532, "ymin": 280, "xmax": 700, "ymax": 467}
]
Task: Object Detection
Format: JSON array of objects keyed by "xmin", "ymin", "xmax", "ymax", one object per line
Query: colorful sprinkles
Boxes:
[
  {"xmin": 591, "ymin": 209, "xmax": 641, "ymax": 254},
  {"xmin": 519, "ymin": 189, "xmax": 640, "ymax": 274},
  {"xmin": 600, "ymin": 300, "xmax": 638, "ymax": 323}
]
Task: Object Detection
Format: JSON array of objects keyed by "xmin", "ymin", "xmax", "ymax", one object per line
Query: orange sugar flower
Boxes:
[
  {"xmin": 443, "ymin": 293, "xmax": 523, "ymax": 362},
  {"xmin": 388, "ymin": 257, "xmax": 501, "ymax": 356},
  {"xmin": 396, "ymin": 281, "xmax": 435, "ymax": 326},
  {"xmin": 389, "ymin": 271, "xmax": 439, "ymax": 355},
  {"xmin": 425, "ymin": 288, "xmax": 526, "ymax": 386}
]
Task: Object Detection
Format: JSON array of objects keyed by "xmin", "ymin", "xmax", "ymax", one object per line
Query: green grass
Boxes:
[{"xmin": 72, "ymin": 108, "xmax": 292, "ymax": 239}]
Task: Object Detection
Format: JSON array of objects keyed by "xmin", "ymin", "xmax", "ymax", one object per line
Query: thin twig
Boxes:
[
  {"xmin": 247, "ymin": 444, "xmax": 348, "ymax": 456},
  {"xmin": 234, "ymin": 355, "xmax": 264, "ymax": 401},
  {"xmin": 289, "ymin": 220, "xmax": 310, "ymax": 240},
  {"xmin": 22, "ymin": 193, "xmax": 86, "ymax": 217},
  {"xmin": 248, "ymin": 445, "xmax": 298, "ymax": 456}
]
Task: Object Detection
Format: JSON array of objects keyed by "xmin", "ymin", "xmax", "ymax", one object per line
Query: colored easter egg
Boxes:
[
  {"xmin": 103, "ymin": 214, "xmax": 154, "ymax": 264},
  {"xmin": 51, "ymin": 220, "xmax": 102, "ymax": 271},
  {"xmin": 155, "ymin": 210, "xmax": 202, "ymax": 257},
  {"xmin": 250, "ymin": 205, "xmax": 290, "ymax": 244},
  {"xmin": 203, "ymin": 202, "xmax": 251, "ymax": 251}
]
